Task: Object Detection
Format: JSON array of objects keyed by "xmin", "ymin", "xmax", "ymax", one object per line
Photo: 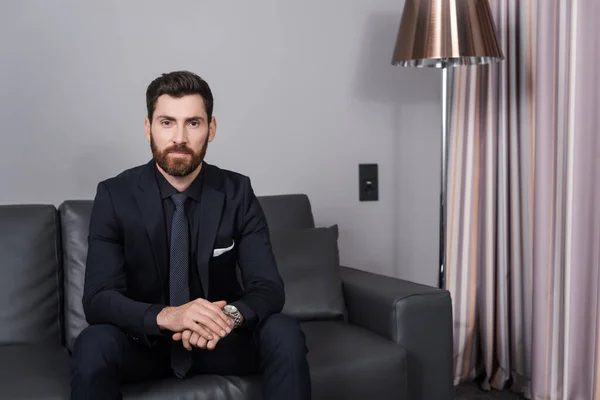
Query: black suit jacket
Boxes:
[{"xmin": 82, "ymin": 160, "xmax": 285, "ymax": 346}]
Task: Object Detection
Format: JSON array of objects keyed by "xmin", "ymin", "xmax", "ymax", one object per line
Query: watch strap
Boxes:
[{"xmin": 223, "ymin": 306, "xmax": 243, "ymax": 328}]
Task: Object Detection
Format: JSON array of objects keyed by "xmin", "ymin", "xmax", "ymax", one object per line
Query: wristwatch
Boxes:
[{"xmin": 222, "ymin": 304, "xmax": 243, "ymax": 328}]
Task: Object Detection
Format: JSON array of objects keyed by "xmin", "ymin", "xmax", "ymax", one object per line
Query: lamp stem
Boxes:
[{"xmin": 439, "ymin": 66, "xmax": 449, "ymax": 289}]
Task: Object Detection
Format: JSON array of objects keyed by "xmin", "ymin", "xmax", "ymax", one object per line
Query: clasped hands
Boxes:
[{"xmin": 157, "ymin": 299, "xmax": 236, "ymax": 351}]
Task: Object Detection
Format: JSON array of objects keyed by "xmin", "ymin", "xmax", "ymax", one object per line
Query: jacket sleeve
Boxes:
[
  {"xmin": 82, "ymin": 181, "xmax": 165, "ymax": 345},
  {"xmin": 230, "ymin": 177, "xmax": 285, "ymax": 329}
]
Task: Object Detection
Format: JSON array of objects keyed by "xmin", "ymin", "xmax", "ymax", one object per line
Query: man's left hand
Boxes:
[{"xmin": 172, "ymin": 302, "xmax": 240, "ymax": 350}]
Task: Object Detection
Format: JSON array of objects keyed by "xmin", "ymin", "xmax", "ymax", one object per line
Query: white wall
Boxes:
[{"xmin": 0, "ymin": 0, "xmax": 441, "ymax": 286}]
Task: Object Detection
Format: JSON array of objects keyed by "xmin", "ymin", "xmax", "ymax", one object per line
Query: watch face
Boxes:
[{"xmin": 223, "ymin": 305, "xmax": 238, "ymax": 314}]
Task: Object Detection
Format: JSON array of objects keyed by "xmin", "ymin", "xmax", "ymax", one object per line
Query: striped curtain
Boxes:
[{"xmin": 446, "ymin": 0, "xmax": 600, "ymax": 399}]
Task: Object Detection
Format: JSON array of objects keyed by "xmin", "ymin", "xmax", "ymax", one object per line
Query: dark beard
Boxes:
[{"xmin": 150, "ymin": 134, "xmax": 207, "ymax": 177}]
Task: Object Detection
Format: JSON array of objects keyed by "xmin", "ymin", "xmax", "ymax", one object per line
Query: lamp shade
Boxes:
[{"xmin": 392, "ymin": 0, "xmax": 504, "ymax": 68}]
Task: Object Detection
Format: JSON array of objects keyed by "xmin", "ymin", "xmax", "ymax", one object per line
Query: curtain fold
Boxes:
[{"xmin": 446, "ymin": 0, "xmax": 600, "ymax": 398}]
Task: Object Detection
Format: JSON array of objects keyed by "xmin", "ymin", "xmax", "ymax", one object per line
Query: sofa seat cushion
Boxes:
[
  {"xmin": 122, "ymin": 375, "xmax": 261, "ymax": 400},
  {"xmin": 301, "ymin": 320, "xmax": 409, "ymax": 400},
  {"xmin": 123, "ymin": 321, "xmax": 408, "ymax": 400},
  {"xmin": 0, "ymin": 324, "xmax": 407, "ymax": 400},
  {"xmin": 0, "ymin": 345, "xmax": 71, "ymax": 399}
]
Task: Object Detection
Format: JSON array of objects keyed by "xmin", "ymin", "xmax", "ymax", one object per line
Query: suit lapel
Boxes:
[
  {"xmin": 132, "ymin": 161, "xmax": 169, "ymax": 288},
  {"xmin": 196, "ymin": 164, "xmax": 224, "ymax": 299}
]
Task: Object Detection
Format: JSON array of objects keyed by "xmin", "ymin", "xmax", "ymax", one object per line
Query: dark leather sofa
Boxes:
[{"xmin": 0, "ymin": 194, "xmax": 453, "ymax": 400}]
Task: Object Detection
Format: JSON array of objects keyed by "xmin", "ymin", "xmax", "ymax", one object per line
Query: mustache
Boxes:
[{"xmin": 165, "ymin": 144, "xmax": 194, "ymax": 155}]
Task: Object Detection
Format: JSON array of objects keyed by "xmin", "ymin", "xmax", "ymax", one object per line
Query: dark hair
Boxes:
[{"xmin": 146, "ymin": 70, "xmax": 214, "ymax": 122}]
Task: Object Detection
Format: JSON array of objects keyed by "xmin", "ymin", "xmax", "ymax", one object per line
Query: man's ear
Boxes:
[
  {"xmin": 144, "ymin": 117, "xmax": 151, "ymax": 142},
  {"xmin": 208, "ymin": 117, "xmax": 217, "ymax": 143}
]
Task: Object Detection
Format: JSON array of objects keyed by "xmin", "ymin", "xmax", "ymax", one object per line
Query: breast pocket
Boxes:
[{"xmin": 212, "ymin": 239, "xmax": 235, "ymax": 259}]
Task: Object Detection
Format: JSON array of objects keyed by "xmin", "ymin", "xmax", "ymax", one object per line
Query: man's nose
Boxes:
[{"xmin": 172, "ymin": 125, "xmax": 187, "ymax": 144}]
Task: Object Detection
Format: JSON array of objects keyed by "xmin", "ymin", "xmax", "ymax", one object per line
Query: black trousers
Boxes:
[{"xmin": 70, "ymin": 313, "xmax": 311, "ymax": 400}]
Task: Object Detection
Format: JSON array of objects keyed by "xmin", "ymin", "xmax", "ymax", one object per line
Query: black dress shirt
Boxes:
[{"xmin": 154, "ymin": 165, "xmax": 205, "ymax": 302}]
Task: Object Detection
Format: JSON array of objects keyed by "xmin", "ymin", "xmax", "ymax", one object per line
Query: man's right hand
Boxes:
[{"xmin": 156, "ymin": 299, "xmax": 232, "ymax": 341}]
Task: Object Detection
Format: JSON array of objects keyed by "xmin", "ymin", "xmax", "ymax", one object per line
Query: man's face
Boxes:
[{"xmin": 145, "ymin": 94, "xmax": 216, "ymax": 177}]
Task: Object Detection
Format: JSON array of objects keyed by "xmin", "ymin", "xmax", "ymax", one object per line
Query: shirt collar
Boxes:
[{"xmin": 154, "ymin": 163, "xmax": 205, "ymax": 202}]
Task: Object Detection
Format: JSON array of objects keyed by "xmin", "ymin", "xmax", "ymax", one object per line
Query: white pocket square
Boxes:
[{"xmin": 212, "ymin": 240, "xmax": 235, "ymax": 257}]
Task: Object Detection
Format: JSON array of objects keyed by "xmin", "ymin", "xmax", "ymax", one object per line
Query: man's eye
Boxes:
[
  {"xmin": 189, "ymin": 121, "xmax": 199, "ymax": 127},
  {"xmin": 161, "ymin": 120, "xmax": 171, "ymax": 127}
]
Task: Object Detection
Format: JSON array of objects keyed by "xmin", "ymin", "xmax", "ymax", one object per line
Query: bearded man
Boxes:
[{"xmin": 70, "ymin": 70, "xmax": 311, "ymax": 400}]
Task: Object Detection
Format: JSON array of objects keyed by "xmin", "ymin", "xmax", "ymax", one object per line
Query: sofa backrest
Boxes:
[
  {"xmin": 58, "ymin": 194, "xmax": 316, "ymax": 350},
  {"xmin": 256, "ymin": 194, "xmax": 315, "ymax": 230},
  {"xmin": 58, "ymin": 200, "xmax": 93, "ymax": 350},
  {"xmin": 0, "ymin": 205, "xmax": 63, "ymax": 346}
]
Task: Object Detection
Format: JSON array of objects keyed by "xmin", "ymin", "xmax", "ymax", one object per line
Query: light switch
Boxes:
[{"xmin": 359, "ymin": 164, "xmax": 378, "ymax": 201}]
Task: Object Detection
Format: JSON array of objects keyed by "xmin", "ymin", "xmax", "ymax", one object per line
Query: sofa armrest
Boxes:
[{"xmin": 341, "ymin": 266, "xmax": 453, "ymax": 400}]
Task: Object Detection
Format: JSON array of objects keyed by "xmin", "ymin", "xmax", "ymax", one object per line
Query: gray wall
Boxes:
[{"xmin": 0, "ymin": 0, "xmax": 441, "ymax": 286}]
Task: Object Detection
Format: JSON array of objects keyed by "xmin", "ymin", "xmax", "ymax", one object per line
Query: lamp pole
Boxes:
[{"xmin": 439, "ymin": 65, "xmax": 448, "ymax": 289}]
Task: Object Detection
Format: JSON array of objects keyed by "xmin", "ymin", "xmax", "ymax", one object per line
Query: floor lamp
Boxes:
[{"xmin": 391, "ymin": 0, "xmax": 504, "ymax": 289}]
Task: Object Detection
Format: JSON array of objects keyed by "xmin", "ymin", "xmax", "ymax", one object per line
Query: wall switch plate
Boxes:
[{"xmin": 359, "ymin": 163, "xmax": 378, "ymax": 201}]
